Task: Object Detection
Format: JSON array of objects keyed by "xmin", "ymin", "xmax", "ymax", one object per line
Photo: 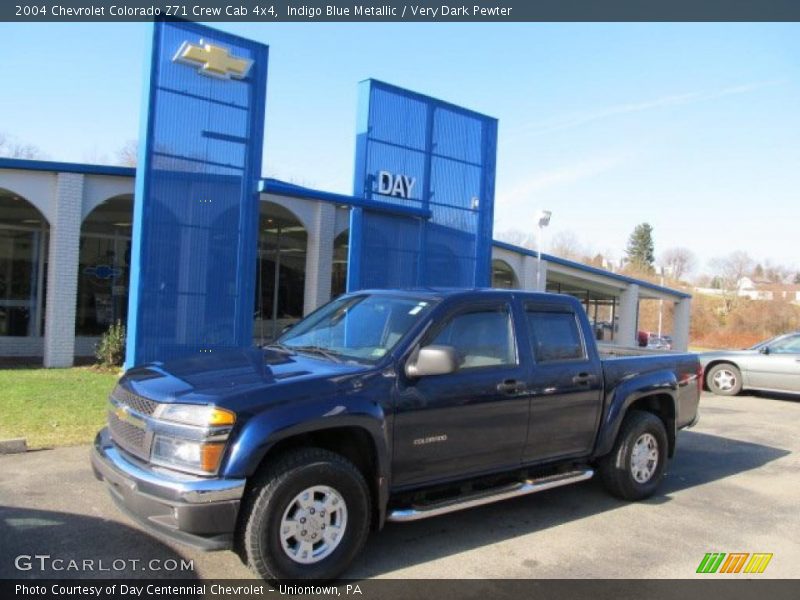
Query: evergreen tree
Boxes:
[{"xmin": 625, "ymin": 223, "xmax": 655, "ymax": 272}]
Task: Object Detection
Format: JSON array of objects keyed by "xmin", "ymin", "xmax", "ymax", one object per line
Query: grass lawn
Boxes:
[{"xmin": 0, "ymin": 367, "xmax": 120, "ymax": 448}]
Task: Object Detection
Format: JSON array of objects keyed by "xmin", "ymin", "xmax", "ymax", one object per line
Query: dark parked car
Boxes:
[{"xmin": 93, "ymin": 289, "xmax": 701, "ymax": 580}]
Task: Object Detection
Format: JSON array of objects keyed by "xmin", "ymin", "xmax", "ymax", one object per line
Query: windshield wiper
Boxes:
[
  {"xmin": 264, "ymin": 342, "xmax": 290, "ymax": 351},
  {"xmin": 286, "ymin": 345, "xmax": 344, "ymax": 363}
]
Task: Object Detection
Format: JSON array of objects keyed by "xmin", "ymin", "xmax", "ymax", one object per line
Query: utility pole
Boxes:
[{"xmin": 536, "ymin": 210, "xmax": 552, "ymax": 291}]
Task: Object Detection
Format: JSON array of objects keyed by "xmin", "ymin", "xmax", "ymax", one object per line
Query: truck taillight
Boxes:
[{"xmin": 697, "ymin": 364, "xmax": 704, "ymax": 395}]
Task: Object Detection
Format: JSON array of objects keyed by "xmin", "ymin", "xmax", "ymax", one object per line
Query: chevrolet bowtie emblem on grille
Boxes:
[{"xmin": 173, "ymin": 40, "xmax": 253, "ymax": 80}]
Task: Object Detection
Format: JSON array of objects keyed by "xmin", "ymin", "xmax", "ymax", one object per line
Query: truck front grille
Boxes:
[
  {"xmin": 111, "ymin": 385, "xmax": 159, "ymax": 416},
  {"xmin": 108, "ymin": 409, "xmax": 150, "ymax": 460}
]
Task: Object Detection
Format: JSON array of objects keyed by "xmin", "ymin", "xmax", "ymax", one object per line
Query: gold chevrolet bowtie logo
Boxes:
[{"xmin": 173, "ymin": 40, "xmax": 253, "ymax": 80}]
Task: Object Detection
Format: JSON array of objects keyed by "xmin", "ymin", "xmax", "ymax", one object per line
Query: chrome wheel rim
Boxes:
[
  {"xmin": 712, "ymin": 368, "xmax": 737, "ymax": 391},
  {"xmin": 279, "ymin": 485, "xmax": 348, "ymax": 564},
  {"xmin": 630, "ymin": 433, "xmax": 659, "ymax": 483}
]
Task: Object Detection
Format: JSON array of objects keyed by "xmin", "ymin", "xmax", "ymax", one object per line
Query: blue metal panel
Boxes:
[
  {"xmin": 125, "ymin": 21, "xmax": 268, "ymax": 369},
  {"xmin": 347, "ymin": 80, "xmax": 497, "ymax": 292}
]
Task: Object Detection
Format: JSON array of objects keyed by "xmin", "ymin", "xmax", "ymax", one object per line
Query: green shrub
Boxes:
[{"xmin": 95, "ymin": 320, "xmax": 126, "ymax": 368}]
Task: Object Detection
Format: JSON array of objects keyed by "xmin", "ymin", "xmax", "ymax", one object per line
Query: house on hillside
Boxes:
[
  {"xmin": 736, "ymin": 277, "xmax": 800, "ymax": 303},
  {"xmin": 694, "ymin": 277, "xmax": 800, "ymax": 304}
]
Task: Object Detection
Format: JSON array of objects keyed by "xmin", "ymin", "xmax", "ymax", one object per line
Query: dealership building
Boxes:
[{"xmin": 0, "ymin": 157, "xmax": 692, "ymax": 367}]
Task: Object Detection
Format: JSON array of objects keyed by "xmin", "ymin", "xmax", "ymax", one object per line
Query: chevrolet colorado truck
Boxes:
[{"xmin": 92, "ymin": 289, "xmax": 701, "ymax": 580}]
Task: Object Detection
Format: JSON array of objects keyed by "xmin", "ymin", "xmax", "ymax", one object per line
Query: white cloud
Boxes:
[
  {"xmin": 515, "ymin": 79, "xmax": 787, "ymax": 137},
  {"xmin": 497, "ymin": 154, "xmax": 627, "ymax": 209}
]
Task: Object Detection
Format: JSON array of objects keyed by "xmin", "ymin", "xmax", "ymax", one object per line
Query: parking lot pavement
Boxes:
[{"xmin": 1, "ymin": 392, "xmax": 798, "ymax": 580}]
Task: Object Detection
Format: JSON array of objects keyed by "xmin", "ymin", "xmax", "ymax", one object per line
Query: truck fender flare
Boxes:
[
  {"xmin": 594, "ymin": 369, "xmax": 678, "ymax": 458},
  {"xmin": 223, "ymin": 406, "xmax": 391, "ymax": 526}
]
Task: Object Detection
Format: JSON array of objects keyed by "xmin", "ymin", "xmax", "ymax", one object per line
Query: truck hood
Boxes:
[{"xmin": 120, "ymin": 347, "xmax": 370, "ymax": 406}]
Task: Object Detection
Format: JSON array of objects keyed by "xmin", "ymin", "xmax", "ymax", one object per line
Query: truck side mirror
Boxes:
[{"xmin": 405, "ymin": 345, "xmax": 459, "ymax": 378}]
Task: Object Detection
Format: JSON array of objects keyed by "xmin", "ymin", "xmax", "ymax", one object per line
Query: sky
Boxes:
[{"xmin": 1, "ymin": 22, "xmax": 798, "ymax": 274}]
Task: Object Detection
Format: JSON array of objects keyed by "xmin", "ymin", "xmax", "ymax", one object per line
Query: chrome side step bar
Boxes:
[{"xmin": 387, "ymin": 468, "xmax": 594, "ymax": 522}]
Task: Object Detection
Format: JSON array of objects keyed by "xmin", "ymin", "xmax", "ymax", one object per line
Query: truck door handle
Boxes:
[
  {"xmin": 497, "ymin": 379, "xmax": 526, "ymax": 394},
  {"xmin": 572, "ymin": 372, "xmax": 596, "ymax": 385}
]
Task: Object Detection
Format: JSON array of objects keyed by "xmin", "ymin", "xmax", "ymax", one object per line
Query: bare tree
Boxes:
[
  {"xmin": 0, "ymin": 131, "xmax": 44, "ymax": 159},
  {"xmin": 659, "ymin": 247, "xmax": 696, "ymax": 281},
  {"xmin": 494, "ymin": 229, "xmax": 536, "ymax": 251},
  {"xmin": 82, "ymin": 146, "xmax": 110, "ymax": 164},
  {"xmin": 549, "ymin": 230, "xmax": 584, "ymax": 260},
  {"xmin": 762, "ymin": 259, "xmax": 791, "ymax": 284},
  {"xmin": 709, "ymin": 251, "xmax": 754, "ymax": 313},
  {"xmin": 710, "ymin": 251, "xmax": 754, "ymax": 290},
  {"xmin": 116, "ymin": 139, "xmax": 138, "ymax": 167}
]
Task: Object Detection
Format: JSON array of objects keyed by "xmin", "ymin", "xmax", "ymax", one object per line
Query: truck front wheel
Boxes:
[
  {"xmin": 598, "ymin": 411, "xmax": 668, "ymax": 501},
  {"xmin": 240, "ymin": 448, "xmax": 371, "ymax": 581}
]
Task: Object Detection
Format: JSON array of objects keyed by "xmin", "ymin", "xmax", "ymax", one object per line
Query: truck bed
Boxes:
[
  {"xmin": 600, "ymin": 350, "xmax": 701, "ymax": 430},
  {"xmin": 598, "ymin": 343, "xmax": 679, "ymax": 358}
]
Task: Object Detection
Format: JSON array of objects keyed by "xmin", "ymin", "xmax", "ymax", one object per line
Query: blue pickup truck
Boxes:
[{"xmin": 92, "ymin": 289, "xmax": 701, "ymax": 580}]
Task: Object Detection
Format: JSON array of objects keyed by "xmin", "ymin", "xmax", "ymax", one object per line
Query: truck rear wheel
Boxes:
[
  {"xmin": 240, "ymin": 448, "xmax": 371, "ymax": 581},
  {"xmin": 598, "ymin": 411, "xmax": 668, "ymax": 501}
]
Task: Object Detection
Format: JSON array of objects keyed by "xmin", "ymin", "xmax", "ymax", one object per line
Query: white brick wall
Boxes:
[
  {"xmin": 672, "ymin": 298, "xmax": 691, "ymax": 352},
  {"xmin": 75, "ymin": 336, "xmax": 100, "ymax": 357},
  {"xmin": 616, "ymin": 284, "xmax": 640, "ymax": 348},
  {"xmin": 524, "ymin": 254, "xmax": 547, "ymax": 290},
  {"xmin": 0, "ymin": 337, "xmax": 44, "ymax": 357},
  {"xmin": 43, "ymin": 173, "xmax": 84, "ymax": 368},
  {"xmin": 490, "ymin": 247, "xmax": 546, "ymax": 290},
  {"xmin": 0, "ymin": 337, "xmax": 99, "ymax": 361}
]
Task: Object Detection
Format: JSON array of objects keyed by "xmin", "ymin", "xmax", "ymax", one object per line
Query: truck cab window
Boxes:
[
  {"xmin": 431, "ymin": 307, "xmax": 516, "ymax": 369},
  {"xmin": 526, "ymin": 310, "xmax": 586, "ymax": 362}
]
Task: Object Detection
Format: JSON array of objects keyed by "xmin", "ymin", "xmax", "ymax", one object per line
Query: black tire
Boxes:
[
  {"xmin": 240, "ymin": 447, "xmax": 371, "ymax": 582},
  {"xmin": 706, "ymin": 363, "xmax": 743, "ymax": 396},
  {"xmin": 598, "ymin": 411, "xmax": 668, "ymax": 501}
]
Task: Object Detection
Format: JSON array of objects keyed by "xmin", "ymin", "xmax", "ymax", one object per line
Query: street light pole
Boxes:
[
  {"xmin": 536, "ymin": 210, "xmax": 552, "ymax": 291},
  {"xmin": 658, "ymin": 272, "xmax": 664, "ymax": 338},
  {"xmin": 657, "ymin": 265, "xmax": 670, "ymax": 338}
]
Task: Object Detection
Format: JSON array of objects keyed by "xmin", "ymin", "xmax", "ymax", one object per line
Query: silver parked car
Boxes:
[{"xmin": 700, "ymin": 332, "xmax": 800, "ymax": 396}]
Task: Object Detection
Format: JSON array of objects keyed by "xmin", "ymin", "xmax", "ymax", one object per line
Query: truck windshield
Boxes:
[{"xmin": 277, "ymin": 294, "xmax": 436, "ymax": 363}]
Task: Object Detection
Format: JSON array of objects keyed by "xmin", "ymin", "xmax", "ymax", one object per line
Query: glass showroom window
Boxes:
[
  {"xmin": 254, "ymin": 202, "xmax": 307, "ymax": 343},
  {"xmin": 0, "ymin": 191, "xmax": 48, "ymax": 337},
  {"xmin": 331, "ymin": 230, "xmax": 349, "ymax": 299},
  {"xmin": 76, "ymin": 196, "xmax": 133, "ymax": 336}
]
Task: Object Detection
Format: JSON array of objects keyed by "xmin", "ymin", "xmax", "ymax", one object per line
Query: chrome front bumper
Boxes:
[{"xmin": 91, "ymin": 428, "xmax": 246, "ymax": 550}]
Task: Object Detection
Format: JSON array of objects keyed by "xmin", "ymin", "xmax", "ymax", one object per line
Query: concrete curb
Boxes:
[{"xmin": 0, "ymin": 438, "xmax": 28, "ymax": 454}]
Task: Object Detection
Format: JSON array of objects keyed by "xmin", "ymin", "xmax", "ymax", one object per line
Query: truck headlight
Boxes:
[
  {"xmin": 153, "ymin": 403, "xmax": 236, "ymax": 427},
  {"xmin": 151, "ymin": 435, "xmax": 226, "ymax": 475}
]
